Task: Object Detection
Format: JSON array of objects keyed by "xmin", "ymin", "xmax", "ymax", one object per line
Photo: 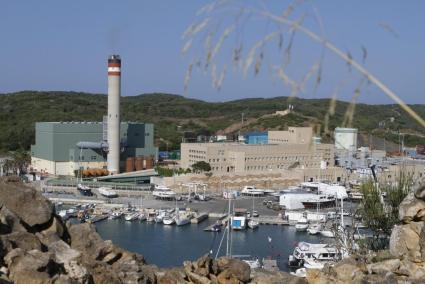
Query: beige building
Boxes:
[
  {"xmin": 268, "ymin": 127, "xmax": 313, "ymax": 144},
  {"xmin": 181, "ymin": 142, "xmax": 334, "ymax": 174}
]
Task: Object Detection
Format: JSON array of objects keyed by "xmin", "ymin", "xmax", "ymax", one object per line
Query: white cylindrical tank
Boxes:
[
  {"xmin": 107, "ymin": 55, "xmax": 121, "ymax": 174},
  {"xmin": 334, "ymin": 127, "xmax": 358, "ymax": 151}
]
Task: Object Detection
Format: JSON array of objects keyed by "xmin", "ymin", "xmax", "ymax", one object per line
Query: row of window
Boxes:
[
  {"xmin": 189, "ymin": 149, "xmax": 206, "ymax": 154},
  {"xmin": 244, "ymin": 155, "xmax": 322, "ymax": 162}
]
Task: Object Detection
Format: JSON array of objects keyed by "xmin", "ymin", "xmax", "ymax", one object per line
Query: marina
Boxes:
[{"xmin": 51, "ymin": 180, "xmax": 360, "ymax": 273}]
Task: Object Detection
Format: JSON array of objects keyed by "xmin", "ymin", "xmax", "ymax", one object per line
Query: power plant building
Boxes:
[{"xmin": 31, "ymin": 121, "xmax": 157, "ymax": 176}]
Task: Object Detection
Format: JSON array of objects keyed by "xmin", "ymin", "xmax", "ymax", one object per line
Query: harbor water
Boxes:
[{"xmin": 95, "ymin": 218, "xmax": 328, "ymax": 271}]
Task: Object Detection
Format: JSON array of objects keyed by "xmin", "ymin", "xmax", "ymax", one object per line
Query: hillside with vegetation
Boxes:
[{"xmin": 0, "ymin": 91, "xmax": 424, "ymax": 153}]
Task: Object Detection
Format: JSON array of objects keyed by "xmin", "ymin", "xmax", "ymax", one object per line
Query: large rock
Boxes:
[
  {"xmin": 68, "ymin": 223, "xmax": 105, "ymax": 260},
  {"xmin": 216, "ymin": 257, "xmax": 250, "ymax": 283},
  {"xmin": 414, "ymin": 185, "xmax": 425, "ymax": 201},
  {"xmin": 158, "ymin": 268, "xmax": 187, "ymax": 284},
  {"xmin": 0, "ymin": 181, "xmax": 53, "ymax": 228},
  {"xmin": 251, "ymin": 269, "xmax": 306, "ymax": 284},
  {"xmin": 0, "ymin": 206, "xmax": 26, "ymax": 234},
  {"xmin": 4, "ymin": 248, "xmax": 63, "ymax": 284},
  {"xmin": 399, "ymin": 192, "xmax": 425, "ymax": 223},
  {"xmin": 1, "ymin": 231, "xmax": 43, "ymax": 257},
  {"xmin": 63, "ymin": 260, "xmax": 92, "ymax": 284},
  {"xmin": 397, "ymin": 259, "xmax": 425, "ymax": 280},
  {"xmin": 367, "ymin": 258, "xmax": 400, "ymax": 274},
  {"xmin": 390, "ymin": 221, "xmax": 424, "ymax": 260},
  {"xmin": 47, "ymin": 240, "xmax": 80, "ymax": 264},
  {"xmin": 321, "ymin": 258, "xmax": 366, "ymax": 283}
]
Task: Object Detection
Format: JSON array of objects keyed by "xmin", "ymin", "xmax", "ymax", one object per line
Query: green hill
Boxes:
[{"xmin": 0, "ymin": 91, "xmax": 424, "ymax": 153}]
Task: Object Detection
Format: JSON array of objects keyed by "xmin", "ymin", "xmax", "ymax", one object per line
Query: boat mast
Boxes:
[{"xmin": 226, "ymin": 197, "xmax": 231, "ymax": 257}]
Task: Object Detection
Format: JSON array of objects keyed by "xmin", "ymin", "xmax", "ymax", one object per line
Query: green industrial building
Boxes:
[{"xmin": 31, "ymin": 121, "xmax": 158, "ymax": 176}]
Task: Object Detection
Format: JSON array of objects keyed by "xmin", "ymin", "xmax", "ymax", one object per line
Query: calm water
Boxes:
[{"xmin": 95, "ymin": 219, "xmax": 326, "ymax": 271}]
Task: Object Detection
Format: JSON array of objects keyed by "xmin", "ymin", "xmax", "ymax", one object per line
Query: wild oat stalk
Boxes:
[{"xmin": 183, "ymin": 0, "xmax": 425, "ymax": 129}]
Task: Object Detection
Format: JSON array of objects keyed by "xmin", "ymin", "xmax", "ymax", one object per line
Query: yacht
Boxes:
[
  {"xmin": 319, "ymin": 229, "xmax": 335, "ymax": 238},
  {"xmin": 302, "ymin": 195, "xmax": 336, "ymax": 209},
  {"xmin": 124, "ymin": 212, "xmax": 139, "ymax": 221},
  {"xmin": 152, "ymin": 185, "xmax": 177, "ymax": 200},
  {"xmin": 247, "ymin": 219, "xmax": 259, "ymax": 230},
  {"xmin": 108, "ymin": 211, "xmax": 123, "ymax": 220},
  {"xmin": 163, "ymin": 215, "xmax": 175, "ymax": 225},
  {"xmin": 241, "ymin": 186, "xmax": 265, "ymax": 196},
  {"xmin": 175, "ymin": 211, "xmax": 192, "ymax": 226},
  {"xmin": 77, "ymin": 184, "xmax": 93, "ymax": 196},
  {"xmin": 288, "ymin": 242, "xmax": 341, "ymax": 268},
  {"xmin": 146, "ymin": 210, "xmax": 157, "ymax": 222},
  {"xmin": 307, "ymin": 223, "xmax": 322, "ymax": 235},
  {"xmin": 138, "ymin": 212, "xmax": 147, "ymax": 221},
  {"xmin": 154, "ymin": 210, "xmax": 166, "ymax": 223},
  {"xmin": 98, "ymin": 187, "xmax": 118, "ymax": 198},
  {"xmin": 295, "ymin": 217, "xmax": 309, "ymax": 232}
]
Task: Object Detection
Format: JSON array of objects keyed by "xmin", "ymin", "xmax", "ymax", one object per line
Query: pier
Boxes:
[
  {"xmin": 253, "ymin": 216, "xmax": 289, "ymax": 225},
  {"xmin": 191, "ymin": 213, "xmax": 208, "ymax": 224}
]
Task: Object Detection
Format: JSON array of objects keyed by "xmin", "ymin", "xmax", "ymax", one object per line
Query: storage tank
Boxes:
[
  {"xmin": 145, "ymin": 156, "xmax": 154, "ymax": 169},
  {"xmin": 135, "ymin": 156, "xmax": 144, "ymax": 171},
  {"xmin": 126, "ymin": 157, "xmax": 135, "ymax": 172}
]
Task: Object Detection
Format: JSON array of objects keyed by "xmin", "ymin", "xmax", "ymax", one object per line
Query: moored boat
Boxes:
[
  {"xmin": 163, "ymin": 216, "xmax": 175, "ymax": 225},
  {"xmin": 288, "ymin": 242, "xmax": 341, "ymax": 268},
  {"xmin": 247, "ymin": 219, "xmax": 259, "ymax": 230},
  {"xmin": 295, "ymin": 217, "xmax": 309, "ymax": 232},
  {"xmin": 98, "ymin": 187, "xmax": 118, "ymax": 198}
]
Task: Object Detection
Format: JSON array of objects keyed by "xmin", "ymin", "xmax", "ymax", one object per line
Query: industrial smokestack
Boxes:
[{"xmin": 107, "ymin": 55, "xmax": 121, "ymax": 174}]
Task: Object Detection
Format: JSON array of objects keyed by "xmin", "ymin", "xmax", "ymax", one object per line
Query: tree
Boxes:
[
  {"xmin": 191, "ymin": 161, "xmax": 211, "ymax": 173},
  {"xmin": 358, "ymin": 170, "xmax": 413, "ymax": 250}
]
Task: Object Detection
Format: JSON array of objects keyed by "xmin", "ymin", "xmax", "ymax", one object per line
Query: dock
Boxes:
[
  {"xmin": 191, "ymin": 213, "xmax": 208, "ymax": 224},
  {"xmin": 253, "ymin": 216, "xmax": 289, "ymax": 226},
  {"xmin": 87, "ymin": 215, "xmax": 108, "ymax": 224},
  {"xmin": 208, "ymin": 213, "xmax": 227, "ymax": 219}
]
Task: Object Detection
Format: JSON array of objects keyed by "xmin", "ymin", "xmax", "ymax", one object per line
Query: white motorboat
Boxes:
[
  {"xmin": 98, "ymin": 187, "xmax": 118, "ymax": 198},
  {"xmin": 124, "ymin": 212, "xmax": 139, "ymax": 221},
  {"xmin": 241, "ymin": 186, "xmax": 265, "ymax": 196},
  {"xmin": 152, "ymin": 185, "xmax": 177, "ymax": 200},
  {"xmin": 307, "ymin": 223, "xmax": 322, "ymax": 235},
  {"xmin": 247, "ymin": 219, "xmax": 259, "ymax": 230},
  {"xmin": 319, "ymin": 229, "xmax": 335, "ymax": 238},
  {"xmin": 295, "ymin": 217, "xmax": 309, "ymax": 232},
  {"xmin": 288, "ymin": 242, "xmax": 342, "ymax": 268},
  {"xmin": 154, "ymin": 210, "xmax": 166, "ymax": 223},
  {"xmin": 108, "ymin": 211, "xmax": 123, "ymax": 220},
  {"xmin": 138, "ymin": 212, "xmax": 147, "ymax": 221},
  {"xmin": 163, "ymin": 216, "xmax": 175, "ymax": 225},
  {"xmin": 175, "ymin": 216, "xmax": 191, "ymax": 226}
]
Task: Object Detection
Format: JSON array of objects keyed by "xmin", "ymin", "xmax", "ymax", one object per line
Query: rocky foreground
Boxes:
[{"xmin": 0, "ymin": 177, "xmax": 424, "ymax": 283}]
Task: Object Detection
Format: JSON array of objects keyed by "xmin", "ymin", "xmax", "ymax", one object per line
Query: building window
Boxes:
[{"xmin": 91, "ymin": 156, "xmax": 97, "ymax": 160}]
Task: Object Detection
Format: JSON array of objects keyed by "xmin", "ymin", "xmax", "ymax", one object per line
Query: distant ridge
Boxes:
[{"xmin": 0, "ymin": 91, "xmax": 424, "ymax": 152}]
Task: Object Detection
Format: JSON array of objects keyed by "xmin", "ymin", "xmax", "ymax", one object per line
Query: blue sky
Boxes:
[{"xmin": 1, "ymin": 1, "xmax": 424, "ymax": 104}]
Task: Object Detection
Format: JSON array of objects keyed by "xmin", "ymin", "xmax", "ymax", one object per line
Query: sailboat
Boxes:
[
  {"xmin": 319, "ymin": 194, "xmax": 345, "ymax": 238},
  {"xmin": 247, "ymin": 194, "xmax": 259, "ymax": 229},
  {"xmin": 214, "ymin": 198, "xmax": 262, "ymax": 269}
]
